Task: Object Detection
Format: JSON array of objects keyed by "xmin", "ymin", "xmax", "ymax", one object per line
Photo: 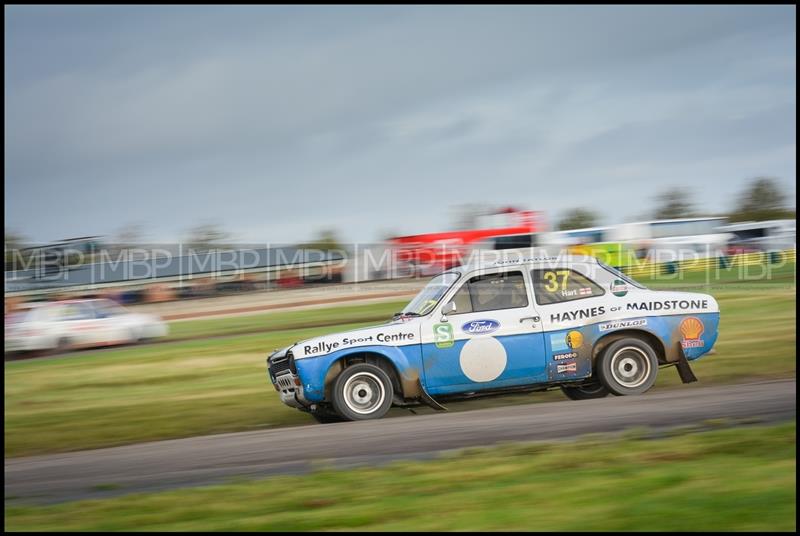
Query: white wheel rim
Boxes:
[
  {"xmin": 610, "ymin": 346, "xmax": 651, "ymax": 388},
  {"xmin": 342, "ymin": 372, "xmax": 385, "ymax": 415}
]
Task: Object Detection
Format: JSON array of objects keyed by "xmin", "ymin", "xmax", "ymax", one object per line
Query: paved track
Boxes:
[{"xmin": 5, "ymin": 379, "xmax": 795, "ymax": 504}]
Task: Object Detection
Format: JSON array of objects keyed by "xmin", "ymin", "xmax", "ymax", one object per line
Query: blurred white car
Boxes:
[{"xmin": 5, "ymin": 299, "xmax": 168, "ymax": 354}]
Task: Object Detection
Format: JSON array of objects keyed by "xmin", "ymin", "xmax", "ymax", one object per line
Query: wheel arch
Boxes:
[
  {"xmin": 323, "ymin": 350, "xmax": 413, "ymax": 403},
  {"xmin": 592, "ymin": 329, "xmax": 667, "ymax": 366}
]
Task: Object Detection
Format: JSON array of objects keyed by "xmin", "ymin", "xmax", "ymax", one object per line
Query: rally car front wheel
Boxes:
[
  {"xmin": 331, "ymin": 364, "xmax": 394, "ymax": 421},
  {"xmin": 596, "ymin": 338, "xmax": 659, "ymax": 396}
]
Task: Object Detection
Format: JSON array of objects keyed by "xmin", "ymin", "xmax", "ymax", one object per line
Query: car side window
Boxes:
[
  {"xmin": 58, "ymin": 303, "xmax": 94, "ymax": 321},
  {"xmin": 450, "ymin": 283, "xmax": 474, "ymax": 314},
  {"xmin": 93, "ymin": 301, "xmax": 113, "ymax": 318},
  {"xmin": 531, "ymin": 268, "xmax": 605, "ymax": 305},
  {"xmin": 450, "ymin": 270, "xmax": 528, "ymax": 314}
]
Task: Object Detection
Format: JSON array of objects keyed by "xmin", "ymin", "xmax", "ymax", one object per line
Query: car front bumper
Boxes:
[
  {"xmin": 266, "ymin": 348, "xmax": 312, "ymax": 410},
  {"xmin": 271, "ymin": 371, "xmax": 312, "ymax": 409}
]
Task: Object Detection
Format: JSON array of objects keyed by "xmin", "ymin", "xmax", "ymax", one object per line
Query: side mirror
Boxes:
[{"xmin": 441, "ymin": 301, "xmax": 456, "ymax": 322}]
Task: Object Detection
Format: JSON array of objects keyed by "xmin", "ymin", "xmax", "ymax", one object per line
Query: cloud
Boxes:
[{"xmin": 4, "ymin": 5, "xmax": 796, "ymax": 243}]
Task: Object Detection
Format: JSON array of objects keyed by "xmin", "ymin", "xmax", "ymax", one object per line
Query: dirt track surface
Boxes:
[{"xmin": 5, "ymin": 379, "xmax": 795, "ymax": 504}]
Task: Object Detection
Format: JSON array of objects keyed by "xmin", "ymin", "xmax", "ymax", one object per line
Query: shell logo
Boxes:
[
  {"xmin": 566, "ymin": 330, "xmax": 584, "ymax": 349},
  {"xmin": 679, "ymin": 317, "xmax": 705, "ymax": 349},
  {"xmin": 680, "ymin": 317, "xmax": 704, "ymax": 339}
]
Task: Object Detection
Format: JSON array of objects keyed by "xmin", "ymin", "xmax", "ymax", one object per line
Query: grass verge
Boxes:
[
  {"xmin": 162, "ymin": 299, "xmax": 405, "ymax": 341},
  {"xmin": 4, "ymin": 422, "xmax": 796, "ymax": 531}
]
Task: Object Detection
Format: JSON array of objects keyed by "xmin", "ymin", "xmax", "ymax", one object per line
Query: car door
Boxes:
[
  {"xmin": 57, "ymin": 302, "xmax": 100, "ymax": 347},
  {"xmin": 530, "ymin": 266, "xmax": 608, "ymax": 382},
  {"xmin": 89, "ymin": 300, "xmax": 128, "ymax": 345},
  {"xmin": 419, "ymin": 269, "xmax": 547, "ymax": 396}
]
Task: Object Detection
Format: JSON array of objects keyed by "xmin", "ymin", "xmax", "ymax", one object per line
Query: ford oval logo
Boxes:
[{"xmin": 461, "ymin": 319, "xmax": 500, "ymax": 335}]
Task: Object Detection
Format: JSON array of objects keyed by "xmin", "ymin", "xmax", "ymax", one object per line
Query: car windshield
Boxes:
[
  {"xmin": 400, "ymin": 272, "xmax": 461, "ymax": 316},
  {"xmin": 597, "ymin": 260, "xmax": 647, "ymax": 289}
]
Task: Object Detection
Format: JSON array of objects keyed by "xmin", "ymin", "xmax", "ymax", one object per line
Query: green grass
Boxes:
[
  {"xmin": 635, "ymin": 262, "xmax": 796, "ymax": 386},
  {"xmin": 4, "ymin": 265, "xmax": 796, "ymax": 458},
  {"xmin": 4, "ymin": 321, "xmax": 378, "ymax": 457},
  {"xmin": 4, "ymin": 422, "xmax": 795, "ymax": 531},
  {"xmin": 637, "ymin": 260, "xmax": 795, "ymax": 288},
  {"xmin": 163, "ymin": 300, "xmax": 405, "ymax": 341}
]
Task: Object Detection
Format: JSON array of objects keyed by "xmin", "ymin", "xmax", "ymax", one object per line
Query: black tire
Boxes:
[
  {"xmin": 54, "ymin": 337, "xmax": 72, "ymax": 354},
  {"xmin": 596, "ymin": 337, "xmax": 659, "ymax": 396},
  {"xmin": 561, "ymin": 381, "xmax": 610, "ymax": 400},
  {"xmin": 309, "ymin": 408, "xmax": 347, "ymax": 424},
  {"xmin": 128, "ymin": 329, "xmax": 142, "ymax": 345},
  {"xmin": 331, "ymin": 363, "xmax": 394, "ymax": 421}
]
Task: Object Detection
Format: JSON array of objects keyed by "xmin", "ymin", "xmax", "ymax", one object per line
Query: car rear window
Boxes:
[{"xmin": 531, "ymin": 268, "xmax": 605, "ymax": 305}]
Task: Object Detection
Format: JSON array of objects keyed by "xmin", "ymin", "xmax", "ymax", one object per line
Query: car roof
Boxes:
[
  {"xmin": 35, "ymin": 298, "xmax": 108, "ymax": 308},
  {"xmin": 718, "ymin": 219, "xmax": 795, "ymax": 231},
  {"xmin": 455, "ymin": 253, "xmax": 601, "ymax": 273}
]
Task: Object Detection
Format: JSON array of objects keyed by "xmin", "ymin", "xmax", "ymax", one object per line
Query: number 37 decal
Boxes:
[{"xmin": 543, "ymin": 270, "xmax": 570, "ymax": 292}]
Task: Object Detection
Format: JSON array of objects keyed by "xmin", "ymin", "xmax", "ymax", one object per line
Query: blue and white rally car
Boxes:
[{"xmin": 266, "ymin": 255, "xmax": 719, "ymax": 423}]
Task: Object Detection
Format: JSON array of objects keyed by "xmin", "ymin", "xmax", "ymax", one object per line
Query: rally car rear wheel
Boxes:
[
  {"xmin": 331, "ymin": 364, "xmax": 394, "ymax": 421},
  {"xmin": 54, "ymin": 337, "xmax": 72, "ymax": 354},
  {"xmin": 597, "ymin": 338, "xmax": 659, "ymax": 396},
  {"xmin": 561, "ymin": 381, "xmax": 610, "ymax": 400}
]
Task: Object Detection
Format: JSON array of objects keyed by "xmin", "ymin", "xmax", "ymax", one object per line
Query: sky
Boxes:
[{"xmin": 4, "ymin": 5, "xmax": 797, "ymax": 244}]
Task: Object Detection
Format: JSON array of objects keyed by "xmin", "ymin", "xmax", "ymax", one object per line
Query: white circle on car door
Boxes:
[{"xmin": 459, "ymin": 337, "xmax": 507, "ymax": 382}]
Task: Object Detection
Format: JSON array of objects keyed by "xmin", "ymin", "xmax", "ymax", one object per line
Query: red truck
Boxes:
[{"xmin": 389, "ymin": 207, "xmax": 544, "ymax": 276}]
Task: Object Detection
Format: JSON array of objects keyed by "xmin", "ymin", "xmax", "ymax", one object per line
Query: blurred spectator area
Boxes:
[
  {"xmin": 5, "ymin": 218, "xmax": 795, "ymax": 311},
  {"xmin": 5, "ymin": 246, "xmax": 347, "ymax": 306}
]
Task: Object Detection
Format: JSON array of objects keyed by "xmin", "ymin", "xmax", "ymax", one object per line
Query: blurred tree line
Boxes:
[
  {"xmin": 4, "ymin": 177, "xmax": 794, "ymax": 271},
  {"xmin": 296, "ymin": 229, "xmax": 347, "ymax": 252},
  {"xmin": 185, "ymin": 223, "xmax": 233, "ymax": 253},
  {"xmin": 557, "ymin": 177, "xmax": 795, "ymax": 231},
  {"xmin": 728, "ymin": 177, "xmax": 795, "ymax": 222},
  {"xmin": 557, "ymin": 208, "xmax": 600, "ymax": 231}
]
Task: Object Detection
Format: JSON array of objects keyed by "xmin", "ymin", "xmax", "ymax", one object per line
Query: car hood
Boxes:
[{"xmin": 290, "ymin": 317, "xmax": 422, "ymax": 360}]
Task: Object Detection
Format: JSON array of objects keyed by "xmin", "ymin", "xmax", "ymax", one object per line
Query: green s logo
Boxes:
[{"xmin": 433, "ymin": 323, "xmax": 454, "ymax": 348}]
